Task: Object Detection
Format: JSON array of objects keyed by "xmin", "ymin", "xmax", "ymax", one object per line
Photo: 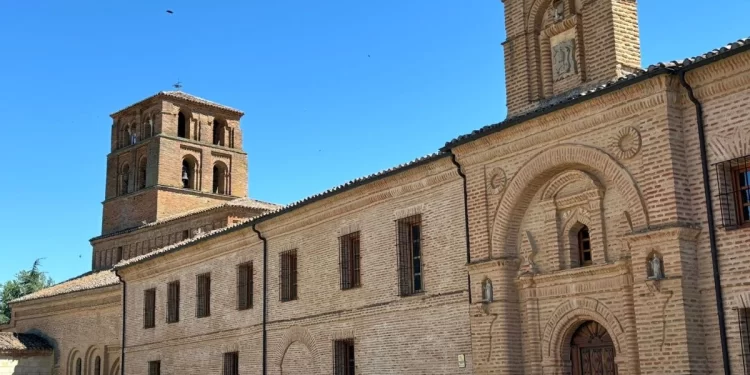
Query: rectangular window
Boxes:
[
  {"xmin": 167, "ymin": 281, "xmax": 180, "ymax": 323},
  {"xmin": 115, "ymin": 246, "xmax": 123, "ymax": 263},
  {"xmin": 280, "ymin": 250, "xmax": 298, "ymax": 302},
  {"xmin": 333, "ymin": 339, "xmax": 355, "ymax": 375},
  {"xmin": 237, "ymin": 262, "xmax": 253, "ymax": 310},
  {"xmin": 182, "ymin": 229, "xmax": 190, "ymax": 240},
  {"xmin": 339, "ymin": 232, "xmax": 361, "ymax": 290},
  {"xmin": 148, "ymin": 361, "xmax": 161, "ymax": 375},
  {"xmin": 196, "ymin": 273, "xmax": 211, "ymax": 318},
  {"xmin": 143, "ymin": 288, "xmax": 156, "ymax": 329},
  {"xmin": 223, "ymin": 352, "xmax": 239, "ymax": 375},
  {"xmin": 397, "ymin": 215, "xmax": 423, "ymax": 296},
  {"xmin": 716, "ymin": 155, "xmax": 750, "ymax": 228}
]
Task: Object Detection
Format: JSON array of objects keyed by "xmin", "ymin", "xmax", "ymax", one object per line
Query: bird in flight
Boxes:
[{"xmin": 166, "ymin": 10, "xmax": 174, "ymax": 14}]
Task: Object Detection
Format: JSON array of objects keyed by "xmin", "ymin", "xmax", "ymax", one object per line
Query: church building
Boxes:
[{"xmin": 2, "ymin": 0, "xmax": 750, "ymax": 374}]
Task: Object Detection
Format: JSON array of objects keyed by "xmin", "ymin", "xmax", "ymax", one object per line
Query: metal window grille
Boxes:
[
  {"xmin": 339, "ymin": 232, "xmax": 361, "ymax": 290},
  {"xmin": 577, "ymin": 226, "xmax": 592, "ymax": 266},
  {"xmin": 333, "ymin": 339, "xmax": 355, "ymax": 375},
  {"xmin": 223, "ymin": 352, "xmax": 239, "ymax": 375},
  {"xmin": 397, "ymin": 215, "xmax": 423, "ymax": 296},
  {"xmin": 716, "ymin": 155, "xmax": 750, "ymax": 228},
  {"xmin": 143, "ymin": 288, "xmax": 156, "ymax": 329},
  {"xmin": 739, "ymin": 308, "xmax": 750, "ymax": 375},
  {"xmin": 237, "ymin": 262, "xmax": 253, "ymax": 310},
  {"xmin": 167, "ymin": 281, "xmax": 180, "ymax": 323},
  {"xmin": 148, "ymin": 360, "xmax": 161, "ymax": 375},
  {"xmin": 94, "ymin": 356, "xmax": 101, "ymax": 375},
  {"xmin": 196, "ymin": 273, "xmax": 211, "ymax": 318},
  {"xmin": 280, "ymin": 250, "xmax": 298, "ymax": 302}
]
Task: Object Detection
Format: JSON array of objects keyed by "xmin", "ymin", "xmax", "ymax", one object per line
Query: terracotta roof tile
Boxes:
[
  {"xmin": 90, "ymin": 198, "xmax": 281, "ymax": 242},
  {"xmin": 11, "ymin": 270, "xmax": 120, "ymax": 303},
  {"xmin": 0, "ymin": 333, "xmax": 52, "ymax": 353},
  {"xmin": 441, "ymin": 36, "xmax": 750, "ymax": 151}
]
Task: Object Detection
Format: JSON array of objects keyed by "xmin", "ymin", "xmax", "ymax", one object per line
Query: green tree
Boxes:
[{"xmin": 0, "ymin": 259, "xmax": 54, "ymax": 324}]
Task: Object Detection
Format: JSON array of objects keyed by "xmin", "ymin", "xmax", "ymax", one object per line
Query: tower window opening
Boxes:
[
  {"xmin": 213, "ymin": 119, "xmax": 226, "ymax": 146},
  {"xmin": 138, "ymin": 158, "xmax": 148, "ymax": 190},
  {"xmin": 178, "ymin": 112, "xmax": 187, "ymax": 138},
  {"xmin": 213, "ymin": 162, "xmax": 229, "ymax": 195},
  {"xmin": 182, "ymin": 157, "xmax": 198, "ymax": 190},
  {"xmin": 120, "ymin": 164, "xmax": 131, "ymax": 195}
]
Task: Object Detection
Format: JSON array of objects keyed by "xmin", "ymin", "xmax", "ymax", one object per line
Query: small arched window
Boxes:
[
  {"xmin": 75, "ymin": 358, "xmax": 82, "ymax": 375},
  {"xmin": 577, "ymin": 226, "xmax": 592, "ymax": 267},
  {"xmin": 120, "ymin": 164, "xmax": 131, "ymax": 196},
  {"xmin": 138, "ymin": 158, "xmax": 148, "ymax": 190},
  {"xmin": 144, "ymin": 115, "xmax": 153, "ymax": 139},
  {"xmin": 94, "ymin": 356, "xmax": 101, "ymax": 375},
  {"xmin": 182, "ymin": 157, "xmax": 198, "ymax": 190},
  {"xmin": 212, "ymin": 162, "xmax": 229, "ymax": 195},
  {"xmin": 213, "ymin": 119, "xmax": 226, "ymax": 146},
  {"xmin": 178, "ymin": 112, "xmax": 187, "ymax": 138}
]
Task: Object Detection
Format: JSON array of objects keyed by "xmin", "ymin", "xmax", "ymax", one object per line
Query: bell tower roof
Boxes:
[{"xmin": 110, "ymin": 91, "xmax": 244, "ymax": 118}]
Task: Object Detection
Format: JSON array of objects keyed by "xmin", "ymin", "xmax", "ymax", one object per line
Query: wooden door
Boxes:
[{"xmin": 570, "ymin": 321, "xmax": 617, "ymax": 375}]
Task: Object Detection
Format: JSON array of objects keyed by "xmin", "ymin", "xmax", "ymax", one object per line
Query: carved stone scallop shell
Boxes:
[{"xmin": 610, "ymin": 127, "xmax": 642, "ymax": 159}]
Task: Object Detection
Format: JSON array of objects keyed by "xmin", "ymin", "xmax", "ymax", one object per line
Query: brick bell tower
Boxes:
[
  {"xmin": 101, "ymin": 91, "xmax": 249, "ymax": 234},
  {"xmin": 502, "ymin": 0, "xmax": 641, "ymax": 116}
]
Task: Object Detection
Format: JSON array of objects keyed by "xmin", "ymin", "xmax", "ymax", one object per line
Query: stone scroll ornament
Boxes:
[
  {"xmin": 552, "ymin": 39, "xmax": 577, "ymax": 81},
  {"xmin": 610, "ymin": 126, "xmax": 642, "ymax": 159}
]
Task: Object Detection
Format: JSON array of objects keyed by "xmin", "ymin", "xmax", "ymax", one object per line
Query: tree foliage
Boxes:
[{"xmin": 0, "ymin": 259, "xmax": 54, "ymax": 324}]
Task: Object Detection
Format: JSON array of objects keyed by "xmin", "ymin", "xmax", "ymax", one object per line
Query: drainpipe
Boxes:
[
  {"xmin": 450, "ymin": 152, "xmax": 473, "ymax": 304},
  {"xmin": 678, "ymin": 70, "xmax": 731, "ymax": 375},
  {"xmin": 115, "ymin": 271, "xmax": 127, "ymax": 375},
  {"xmin": 252, "ymin": 223, "xmax": 268, "ymax": 375}
]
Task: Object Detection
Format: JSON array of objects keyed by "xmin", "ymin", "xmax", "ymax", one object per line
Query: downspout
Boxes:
[
  {"xmin": 678, "ymin": 70, "xmax": 731, "ymax": 375},
  {"xmin": 450, "ymin": 152, "xmax": 473, "ymax": 304},
  {"xmin": 252, "ymin": 223, "xmax": 268, "ymax": 375},
  {"xmin": 115, "ymin": 271, "xmax": 126, "ymax": 375}
]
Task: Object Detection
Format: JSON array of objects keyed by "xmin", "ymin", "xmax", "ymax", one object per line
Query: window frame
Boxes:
[
  {"xmin": 732, "ymin": 164, "xmax": 750, "ymax": 227},
  {"xmin": 237, "ymin": 262, "xmax": 253, "ymax": 310},
  {"xmin": 167, "ymin": 280, "xmax": 180, "ymax": 323},
  {"xmin": 223, "ymin": 351, "xmax": 239, "ymax": 375},
  {"xmin": 143, "ymin": 288, "xmax": 156, "ymax": 329},
  {"xmin": 279, "ymin": 250, "xmax": 298, "ymax": 302},
  {"xmin": 577, "ymin": 226, "xmax": 592, "ymax": 267},
  {"xmin": 716, "ymin": 156, "xmax": 750, "ymax": 229},
  {"xmin": 397, "ymin": 215, "xmax": 423, "ymax": 296},
  {"xmin": 196, "ymin": 273, "xmax": 211, "ymax": 318},
  {"xmin": 339, "ymin": 232, "xmax": 361, "ymax": 290},
  {"xmin": 148, "ymin": 360, "xmax": 161, "ymax": 375},
  {"xmin": 333, "ymin": 339, "xmax": 356, "ymax": 375}
]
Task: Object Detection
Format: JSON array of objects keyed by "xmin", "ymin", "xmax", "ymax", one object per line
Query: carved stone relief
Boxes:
[
  {"xmin": 552, "ymin": 39, "xmax": 577, "ymax": 81},
  {"xmin": 610, "ymin": 126, "xmax": 642, "ymax": 159},
  {"xmin": 487, "ymin": 167, "xmax": 507, "ymax": 195}
]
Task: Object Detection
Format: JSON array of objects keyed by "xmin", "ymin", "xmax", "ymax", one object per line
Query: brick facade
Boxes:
[{"xmin": 3, "ymin": 2, "xmax": 750, "ymax": 374}]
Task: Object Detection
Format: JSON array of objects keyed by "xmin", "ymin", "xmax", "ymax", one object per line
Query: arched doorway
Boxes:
[{"xmin": 570, "ymin": 321, "xmax": 617, "ymax": 375}]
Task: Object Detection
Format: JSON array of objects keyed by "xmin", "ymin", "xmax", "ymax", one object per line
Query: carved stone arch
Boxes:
[
  {"xmin": 67, "ymin": 348, "xmax": 82, "ymax": 375},
  {"xmin": 108, "ymin": 358, "xmax": 120, "ymax": 375},
  {"xmin": 540, "ymin": 170, "xmax": 601, "ymax": 201},
  {"xmin": 491, "ymin": 144, "xmax": 648, "ymax": 258},
  {"xmin": 273, "ymin": 326, "xmax": 320, "ymax": 374},
  {"xmin": 541, "ymin": 298, "xmax": 625, "ymax": 361},
  {"xmin": 83, "ymin": 345, "xmax": 102, "ymax": 375}
]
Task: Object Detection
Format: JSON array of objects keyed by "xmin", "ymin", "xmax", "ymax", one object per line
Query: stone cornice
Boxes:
[
  {"xmin": 10, "ymin": 285, "xmax": 121, "ymax": 318},
  {"xmin": 625, "ymin": 224, "xmax": 702, "ymax": 245},
  {"xmin": 521, "ymin": 260, "xmax": 631, "ymax": 287},
  {"xmin": 453, "ymin": 76, "xmax": 669, "ymax": 165}
]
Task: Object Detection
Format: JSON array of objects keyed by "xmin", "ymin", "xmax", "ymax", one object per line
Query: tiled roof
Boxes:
[
  {"xmin": 90, "ymin": 198, "xmax": 282, "ymax": 242},
  {"xmin": 111, "ymin": 90, "xmax": 244, "ymax": 117},
  {"xmin": 0, "ymin": 333, "xmax": 52, "ymax": 353},
  {"xmin": 11, "ymin": 270, "xmax": 120, "ymax": 304},
  {"xmin": 114, "ymin": 152, "xmax": 449, "ymax": 270},
  {"xmin": 441, "ymin": 36, "xmax": 750, "ymax": 151}
]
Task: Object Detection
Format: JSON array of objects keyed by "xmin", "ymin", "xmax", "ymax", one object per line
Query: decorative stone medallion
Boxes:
[
  {"xmin": 610, "ymin": 127, "xmax": 642, "ymax": 159},
  {"xmin": 552, "ymin": 39, "xmax": 577, "ymax": 81},
  {"xmin": 488, "ymin": 167, "xmax": 507, "ymax": 195}
]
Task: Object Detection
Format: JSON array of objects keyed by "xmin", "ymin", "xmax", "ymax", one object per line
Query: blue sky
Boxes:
[{"xmin": 0, "ymin": 0, "xmax": 746, "ymax": 284}]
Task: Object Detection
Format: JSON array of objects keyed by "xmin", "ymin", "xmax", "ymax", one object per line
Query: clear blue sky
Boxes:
[{"xmin": 0, "ymin": 1, "xmax": 746, "ymax": 284}]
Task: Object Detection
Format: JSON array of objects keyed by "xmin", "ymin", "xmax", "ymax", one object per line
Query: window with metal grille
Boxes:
[
  {"xmin": 196, "ymin": 273, "xmax": 211, "ymax": 318},
  {"xmin": 716, "ymin": 155, "xmax": 750, "ymax": 228},
  {"xmin": 148, "ymin": 360, "xmax": 161, "ymax": 375},
  {"xmin": 280, "ymin": 250, "xmax": 298, "ymax": 302},
  {"xmin": 223, "ymin": 352, "xmax": 239, "ymax": 375},
  {"xmin": 739, "ymin": 308, "xmax": 750, "ymax": 374},
  {"xmin": 167, "ymin": 281, "xmax": 180, "ymax": 323},
  {"xmin": 144, "ymin": 288, "xmax": 156, "ymax": 329},
  {"xmin": 339, "ymin": 232, "xmax": 361, "ymax": 290},
  {"xmin": 577, "ymin": 226, "xmax": 592, "ymax": 267},
  {"xmin": 333, "ymin": 339, "xmax": 355, "ymax": 375},
  {"xmin": 237, "ymin": 262, "xmax": 253, "ymax": 310},
  {"xmin": 397, "ymin": 215, "xmax": 423, "ymax": 296}
]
